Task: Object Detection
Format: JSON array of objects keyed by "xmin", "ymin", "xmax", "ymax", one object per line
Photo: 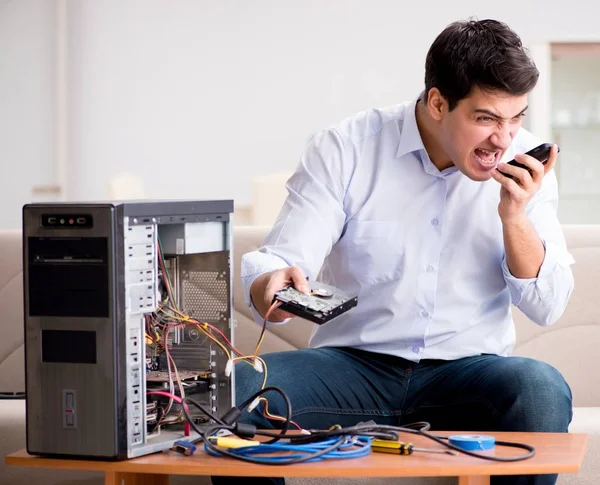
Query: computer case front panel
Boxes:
[
  {"xmin": 23, "ymin": 201, "xmax": 234, "ymax": 460},
  {"xmin": 24, "ymin": 204, "xmax": 120, "ymax": 458}
]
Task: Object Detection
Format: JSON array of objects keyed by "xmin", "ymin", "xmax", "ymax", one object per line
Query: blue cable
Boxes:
[
  {"xmin": 206, "ymin": 437, "xmax": 371, "ymax": 462},
  {"xmin": 205, "ymin": 435, "xmax": 372, "ymax": 463}
]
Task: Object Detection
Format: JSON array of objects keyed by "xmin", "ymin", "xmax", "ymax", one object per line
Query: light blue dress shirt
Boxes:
[{"xmin": 241, "ymin": 97, "xmax": 575, "ymax": 362}]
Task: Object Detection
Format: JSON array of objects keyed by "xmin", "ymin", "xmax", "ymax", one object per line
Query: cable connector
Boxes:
[
  {"xmin": 171, "ymin": 440, "xmax": 197, "ymax": 456},
  {"xmin": 220, "ymin": 406, "xmax": 242, "ymax": 425},
  {"xmin": 248, "ymin": 397, "xmax": 261, "ymax": 412},
  {"xmin": 234, "ymin": 422, "xmax": 257, "ymax": 439},
  {"xmin": 253, "ymin": 359, "xmax": 264, "ymax": 373},
  {"xmin": 212, "ymin": 436, "xmax": 260, "ymax": 449},
  {"xmin": 225, "ymin": 359, "xmax": 233, "ymax": 377}
]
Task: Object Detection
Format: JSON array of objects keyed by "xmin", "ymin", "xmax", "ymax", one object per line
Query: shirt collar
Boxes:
[
  {"xmin": 396, "ymin": 93, "xmax": 460, "ymax": 177},
  {"xmin": 396, "ymin": 95, "xmax": 426, "ymax": 159}
]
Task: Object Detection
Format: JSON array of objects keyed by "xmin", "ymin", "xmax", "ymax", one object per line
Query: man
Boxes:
[{"xmin": 216, "ymin": 18, "xmax": 575, "ymax": 485}]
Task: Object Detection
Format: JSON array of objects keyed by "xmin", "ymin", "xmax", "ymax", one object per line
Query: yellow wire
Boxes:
[
  {"xmin": 151, "ymin": 252, "xmax": 280, "ymax": 428},
  {"xmin": 158, "ymin": 307, "xmax": 190, "ymax": 322},
  {"xmin": 229, "ymin": 355, "xmax": 268, "ymax": 390},
  {"xmin": 168, "ymin": 352, "xmax": 184, "ymax": 398},
  {"xmin": 160, "ymin": 305, "xmax": 190, "ymax": 321},
  {"xmin": 257, "ymin": 396, "xmax": 301, "ymax": 429},
  {"xmin": 253, "ymin": 301, "xmax": 280, "ymax": 358},
  {"xmin": 158, "ymin": 308, "xmax": 243, "ymax": 363},
  {"xmin": 153, "ymin": 296, "xmax": 271, "ymax": 404},
  {"xmin": 254, "ymin": 332, "xmax": 266, "ymax": 359},
  {"xmin": 195, "ymin": 324, "xmax": 232, "ymax": 361},
  {"xmin": 232, "ymin": 355, "xmax": 259, "ymax": 365},
  {"xmin": 256, "ymin": 356, "xmax": 267, "ymax": 389}
]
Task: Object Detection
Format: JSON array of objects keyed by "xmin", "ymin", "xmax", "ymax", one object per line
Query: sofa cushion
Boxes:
[
  {"xmin": 0, "ymin": 230, "xmax": 24, "ymax": 393},
  {"xmin": 513, "ymin": 227, "xmax": 600, "ymax": 407},
  {"xmin": 512, "ymin": 324, "xmax": 600, "ymax": 407},
  {"xmin": 232, "ymin": 225, "xmax": 269, "ymax": 323},
  {"xmin": 570, "ymin": 407, "xmax": 600, "ymax": 434},
  {"xmin": 232, "ymin": 225, "xmax": 316, "ymax": 350},
  {"xmin": 234, "ymin": 311, "xmax": 296, "ymax": 356}
]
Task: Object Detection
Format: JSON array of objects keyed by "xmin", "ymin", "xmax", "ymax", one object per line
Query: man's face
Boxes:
[{"xmin": 438, "ymin": 87, "xmax": 528, "ymax": 181}]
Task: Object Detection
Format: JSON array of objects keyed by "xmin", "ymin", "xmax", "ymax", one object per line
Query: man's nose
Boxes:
[{"xmin": 490, "ymin": 123, "xmax": 513, "ymax": 150}]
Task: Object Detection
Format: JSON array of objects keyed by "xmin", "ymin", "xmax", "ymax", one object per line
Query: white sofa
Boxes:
[{"xmin": 1, "ymin": 226, "xmax": 599, "ymax": 485}]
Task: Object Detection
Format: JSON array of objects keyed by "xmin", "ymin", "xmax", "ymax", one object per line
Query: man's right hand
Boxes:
[{"xmin": 249, "ymin": 266, "xmax": 311, "ymax": 322}]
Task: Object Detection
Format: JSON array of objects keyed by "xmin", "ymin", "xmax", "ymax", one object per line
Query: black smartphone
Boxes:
[{"xmin": 498, "ymin": 143, "xmax": 559, "ymax": 178}]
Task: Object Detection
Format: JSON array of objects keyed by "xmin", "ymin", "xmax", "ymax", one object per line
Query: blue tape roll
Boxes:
[{"xmin": 448, "ymin": 434, "xmax": 495, "ymax": 451}]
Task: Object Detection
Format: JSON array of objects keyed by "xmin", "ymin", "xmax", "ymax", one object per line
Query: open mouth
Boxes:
[{"xmin": 474, "ymin": 148, "xmax": 500, "ymax": 167}]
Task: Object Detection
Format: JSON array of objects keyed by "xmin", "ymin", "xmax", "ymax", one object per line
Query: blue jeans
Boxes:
[{"xmin": 212, "ymin": 347, "xmax": 572, "ymax": 485}]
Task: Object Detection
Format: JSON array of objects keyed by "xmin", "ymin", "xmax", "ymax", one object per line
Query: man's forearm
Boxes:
[{"xmin": 502, "ymin": 214, "xmax": 545, "ymax": 279}]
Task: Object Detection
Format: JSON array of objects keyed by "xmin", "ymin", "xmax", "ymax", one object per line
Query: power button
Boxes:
[{"xmin": 63, "ymin": 390, "xmax": 77, "ymax": 428}]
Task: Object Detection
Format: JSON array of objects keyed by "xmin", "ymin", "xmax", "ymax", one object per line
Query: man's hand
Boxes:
[
  {"xmin": 249, "ymin": 266, "xmax": 311, "ymax": 322},
  {"xmin": 491, "ymin": 144, "xmax": 559, "ymax": 223}
]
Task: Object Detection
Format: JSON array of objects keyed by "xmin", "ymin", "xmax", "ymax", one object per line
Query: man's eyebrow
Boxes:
[{"xmin": 474, "ymin": 106, "xmax": 529, "ymax": 120}]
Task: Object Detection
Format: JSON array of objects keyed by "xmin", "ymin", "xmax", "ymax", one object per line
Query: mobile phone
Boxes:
[{"xmin": 498, "ymin": 143, "xmax": 559, "ymax": 178}]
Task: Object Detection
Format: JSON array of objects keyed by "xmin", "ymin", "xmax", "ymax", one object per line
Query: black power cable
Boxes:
[{"xmin": 175, "ymin": 386, "xmax": 536, "ymax": 463}]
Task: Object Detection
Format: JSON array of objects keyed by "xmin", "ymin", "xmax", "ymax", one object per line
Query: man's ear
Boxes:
[{"xmin": 426, "ymin": 88, "xmax": 447, "ymax": 121}]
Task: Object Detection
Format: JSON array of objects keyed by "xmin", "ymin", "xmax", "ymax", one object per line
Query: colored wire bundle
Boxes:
[
  {"xmin": 167, "ymin": 384, "xmax": 535, "ymax": 465},
  {"xmin": 204, "ymin": 435, "xmax": 372, "ymax": 464},
  {"xmin": 147, "ymin": 237, "xmax": 290, "ymax": 433}
]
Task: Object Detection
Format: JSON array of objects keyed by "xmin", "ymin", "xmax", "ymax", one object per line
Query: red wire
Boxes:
[
  {"xmin": 147, "ymin": 391, "xmax": 191, "ymax": 436},
  {"xmin": 260, "ymin": 399, "xmax": 302, "ymax": 430},
  {"xmin": 183, "ymin": 318, "xmax": 245, "ymax": 357},
  {"xmin": 265, "ymin": 301, "xmax": 282, "ymax": 320}
]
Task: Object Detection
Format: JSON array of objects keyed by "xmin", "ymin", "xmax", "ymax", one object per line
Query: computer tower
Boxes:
[{"xmin": 23, "ymin": 200, "xmax": 235, "ymax": 459}]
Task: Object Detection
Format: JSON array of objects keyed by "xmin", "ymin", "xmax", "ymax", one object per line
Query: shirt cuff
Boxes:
[
  {"xmin": 241, "ymin": 250, "xmax": 292, "ymax": 325},
  {"xmin": 502, "ymin": 239, "xmax": 575, "ymax": 305},
  {"xmin": 249, "ymin": 298, "xmax": 291, "ymax": 327},
  {"xmin": 241, "ymin": 251, "xmax": 289, "ymax": 306}
]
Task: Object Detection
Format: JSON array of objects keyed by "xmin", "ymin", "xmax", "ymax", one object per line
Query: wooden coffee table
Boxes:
[{"xmin": 5, "ymin": 432, "xmax": 588, "ymax": 485}]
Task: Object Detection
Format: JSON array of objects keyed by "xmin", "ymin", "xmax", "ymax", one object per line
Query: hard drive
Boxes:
[{"xmin": 273, "ymin": 281, "xmax": 358, "ymax": 324}]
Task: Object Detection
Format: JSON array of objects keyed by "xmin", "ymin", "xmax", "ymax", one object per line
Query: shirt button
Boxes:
[
  {"xmin": 431, "ymin": 218, "xmax": 439, "ymax": 226},
  {"xmin": 420, "ymin": 310, "xmax": 429, "ymax": 318},
  {"xmin": 412, "ymin": 346, "xmax": 420, "ymax": 354},
  {"xmin": 426, "ymin": 265, "xmax": 434, "ymax": 273}
]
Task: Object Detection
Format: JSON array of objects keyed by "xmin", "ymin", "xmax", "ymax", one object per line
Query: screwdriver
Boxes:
[{"xmin": 372, "ymin": 439, "xmax": 457, "ymax": 455}]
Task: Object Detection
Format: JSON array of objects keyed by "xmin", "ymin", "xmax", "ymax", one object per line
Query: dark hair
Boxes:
[{"xmin": 424, "ymin": 19, "xmax": 539, "ymax": 111}]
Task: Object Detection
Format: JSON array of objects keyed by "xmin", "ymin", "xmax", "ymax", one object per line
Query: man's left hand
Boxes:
[{"xmin": 491, "ymin": 144, "xmax": 559, "ymax": 223}]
